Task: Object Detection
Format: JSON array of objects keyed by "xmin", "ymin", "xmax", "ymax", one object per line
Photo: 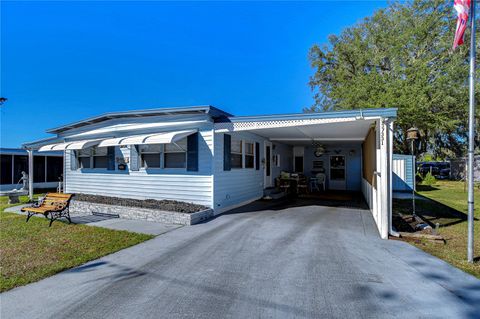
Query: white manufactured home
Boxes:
[{"xmin": 23, "ymin": 106, "xmax": 397, "ymax": 238}]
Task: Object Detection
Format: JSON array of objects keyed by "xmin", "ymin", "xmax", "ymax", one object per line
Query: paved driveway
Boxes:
[{"xmin": 2, "ymin": 201, "xmax": 479, "ymax": 319}]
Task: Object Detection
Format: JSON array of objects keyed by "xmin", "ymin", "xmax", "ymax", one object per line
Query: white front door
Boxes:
[
  {"xmin": 264, "ymin": 141, "xmax": 272, "ymax": 188},
  {"xmin": 329, "ymin": 155, "xmax": 346, "ymax": 190}
]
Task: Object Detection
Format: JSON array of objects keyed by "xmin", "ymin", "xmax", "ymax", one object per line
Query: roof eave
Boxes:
[{"xmin": 46, "ymin": 105, "xmax": 233, "ymax": 134}]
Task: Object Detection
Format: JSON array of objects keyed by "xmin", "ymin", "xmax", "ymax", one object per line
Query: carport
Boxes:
[{"xmin": 215, "ymin": 108, "xmax": 397, "ymax": 239}]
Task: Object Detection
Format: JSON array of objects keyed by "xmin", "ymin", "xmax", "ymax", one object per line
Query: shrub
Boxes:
[{"xmin": 421, "ymin": 172, "xmax": 436, "ymax": 186}]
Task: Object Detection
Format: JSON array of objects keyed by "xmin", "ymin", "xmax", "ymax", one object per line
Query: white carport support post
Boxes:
[
  {"xmin": 27, "ymin": 149, "xmax": 34, "ymax": 200},
  {"xmin": 378, "ymin": 118, "xmax": 392, "ymax": 239}
]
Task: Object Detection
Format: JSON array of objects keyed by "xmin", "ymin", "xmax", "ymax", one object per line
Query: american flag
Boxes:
[{"xmin": 453, "ymin": 0, "xmax": 471, "ymax": 49}]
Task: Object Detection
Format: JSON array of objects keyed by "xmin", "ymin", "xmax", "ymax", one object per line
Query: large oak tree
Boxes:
[{"xmin": 307, "ymin": 0, "xmax": 479, "ymax": 158}]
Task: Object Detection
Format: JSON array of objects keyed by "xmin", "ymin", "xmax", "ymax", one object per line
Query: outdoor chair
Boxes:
[
  {"xmin": 310, "ymin": 173, "xmax": 326, "ymax": 192},
  {"xmin": 21, "ymin": 193, "xmax": 74, "ymax": 227},
  {"xmin": 297, "ymin": 178, "xmax": 309, "ymax": 195},
  {"xmin": 279, "ymin": 179, "xmax": 291, "ymax": 194}
]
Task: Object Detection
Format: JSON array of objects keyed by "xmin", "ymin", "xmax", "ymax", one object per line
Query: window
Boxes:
[
  {"xmin": 77, "ymin": 147, "xmax": 109, "ymax": 169},
  {"xmin": 273, "ymin": 154, "xmax": 281, "ymax": 167},
  {"xmin": 93, "ymin": 147, "xmax": 109, "ymax": 168},
  {"xmin": 78, "ymin": 148, "xmax": 92, "ymax": 169},
  {"xmin": 1, "ymin": 155, "xmax": 12, "ymax": 184},
  {"xmin": 245, "ymin": 142, "xmax": 254, "ymax": 168},
  {"xmin": 47, "ymin": 156, "xmax": 63, "ymax": 182},
  {"xmin": 34, "ymin": 156, "xmax": 46, "ymax": 183},
  {"xmin": 231, "ymin": 139, "xmax": 243, "ymax": 169},
  {"xmin": 13, "ymin": 155, "xmax": 28, "ymax": 182},
  {"xmin": 140, "ymin": 144, "xmax": 161, "ymax": 168},
  {"xmin": 164, "ymin": 138, "xmax": 187, "ymax": 168}
]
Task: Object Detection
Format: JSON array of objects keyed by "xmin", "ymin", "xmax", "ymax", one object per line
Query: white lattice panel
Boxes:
[{"xmin": 214, "ymin": 117, "xmax": 369, "ymax": 132}]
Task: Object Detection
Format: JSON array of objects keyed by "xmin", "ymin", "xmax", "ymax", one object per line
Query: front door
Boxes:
[
  {"xmin": 264, "ymin": 141, "xmax": 272, "ymax": 188},
  {"xmin": 329, "ymin": 155, "xmax": 346, "ymax": 190}
]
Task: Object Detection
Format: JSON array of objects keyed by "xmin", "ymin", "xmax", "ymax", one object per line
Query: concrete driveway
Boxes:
[{"xmin": 2, "ymin": 200, "xmax": 479, "ymax": 319}]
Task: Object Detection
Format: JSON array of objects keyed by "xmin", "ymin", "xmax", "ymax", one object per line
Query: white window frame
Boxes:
[
  {"xmin": 77, "ymin": 147, "xmax": 110, "ymax": 170},
  {"xmin": 230, "ymin": 138, "xmax": 243, "ymax": 169},
  {"xmin": 139, "ymin": 144, "xmax": 162, "ymax": 169},
  {"xmin": 78, "ymin": 149, "xmax": 92, "ymax": 169},
  {"xmin": 273, "ymin": 154, "xmax": 281, "ymax": 167},
  {"xmin": 244, "ymin": 141, "xmax": 254, "ymax": 169},
  {"xmin": 164, "ymin": 139, "xmax": 187, "ymax": 169}
]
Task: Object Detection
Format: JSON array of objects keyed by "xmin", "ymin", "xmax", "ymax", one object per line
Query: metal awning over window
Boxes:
[
  {"xmin": 97, "ymin": 130, "xmax": 197, "ymax": 147},
  {"xmin": 38, "ymin": 139, "xmax": 103, "ymax": 152}
]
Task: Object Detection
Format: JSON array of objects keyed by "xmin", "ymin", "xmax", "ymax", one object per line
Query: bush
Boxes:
[{"xmin": 421, "ymin": 172, "xmax": 437, "ymax": 186}]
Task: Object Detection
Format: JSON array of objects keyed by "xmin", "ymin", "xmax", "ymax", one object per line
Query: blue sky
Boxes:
[{"xmin": 1, "ymin": 1, "xmax": 388, "ymax": 147}]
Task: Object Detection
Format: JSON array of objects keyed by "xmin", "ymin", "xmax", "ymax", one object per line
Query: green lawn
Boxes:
[
  {"xmin": 394, "ymin": 180, "xmax": 480, "ymax": 278},
  {"xmin": 0, "ymin": 194, "xmax": 153, "ymax": 292}
]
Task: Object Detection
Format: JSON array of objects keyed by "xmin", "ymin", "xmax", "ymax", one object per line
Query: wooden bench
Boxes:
[{"xmin": 21, "ymin": 193, "xmax": 74, "ymax": 226}]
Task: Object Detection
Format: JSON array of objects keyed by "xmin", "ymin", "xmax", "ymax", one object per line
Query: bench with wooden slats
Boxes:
[{"xmin": 21, "ymin": 193, "xmax": 74, "ymax": 226}]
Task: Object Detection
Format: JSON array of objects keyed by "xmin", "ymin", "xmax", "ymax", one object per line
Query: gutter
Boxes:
[{"xmin": 386, "ymin": 118, "xmax": 400, "ymax": 238}]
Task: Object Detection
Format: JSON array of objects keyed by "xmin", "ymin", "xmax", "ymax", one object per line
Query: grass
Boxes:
[
  {"xmin": 0, "ymin": 194, "xmax": 153, "ymax": 292},
  {"xmin": 393, "ymin": 180, "xmax": 480, "ymax": 278}
]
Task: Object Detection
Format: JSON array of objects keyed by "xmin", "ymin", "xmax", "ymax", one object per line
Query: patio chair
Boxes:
[
  {"xmin": 279, "ymin": 179, "xmax": 291, "ymax": 194},
  {"xmin": 297, "ymin": 177, "xmax": 309, "ymax": 195},
  {"xmin": 310, "ymin": 173, "xmax": 326, "ymax": 192}
]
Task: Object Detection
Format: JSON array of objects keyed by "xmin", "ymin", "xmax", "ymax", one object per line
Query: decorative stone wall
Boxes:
[{"xmin": 70, "ymin": 200, "xmax": 214, "ymax": 225}]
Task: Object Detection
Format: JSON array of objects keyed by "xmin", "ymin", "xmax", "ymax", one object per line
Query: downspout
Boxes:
[{"xmin": 386, "ymin": 118, "xmax": 400, "ymax": 238}]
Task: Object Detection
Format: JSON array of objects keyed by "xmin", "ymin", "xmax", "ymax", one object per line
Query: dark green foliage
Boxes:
[{"xmin": 307, "ymin": 0, "xmax": 480, "ymax": 158}]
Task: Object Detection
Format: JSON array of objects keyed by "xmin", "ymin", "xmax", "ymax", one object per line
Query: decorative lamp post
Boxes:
[{"xmin": 406, "ymin": 127, "xmax": 419, "ymax": 219}]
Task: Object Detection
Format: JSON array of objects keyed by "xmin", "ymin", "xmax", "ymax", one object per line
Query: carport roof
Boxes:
[
  {"xmin": 214, "ymin": 107, "xmax": 397, "ymax": 143},
  {"xmin": 218, "ymin": 107, "xmax": 397, "ymax": 123}
]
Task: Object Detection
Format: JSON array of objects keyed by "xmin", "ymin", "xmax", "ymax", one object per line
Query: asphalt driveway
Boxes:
[{"xmin": 1, "ymin": 200, "xmax": 479, "ymax": 319}]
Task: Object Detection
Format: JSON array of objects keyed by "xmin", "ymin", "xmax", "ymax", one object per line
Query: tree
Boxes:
[{"xmin": 307, "ymin": 0, "xmax": 480, "ymax": 158}]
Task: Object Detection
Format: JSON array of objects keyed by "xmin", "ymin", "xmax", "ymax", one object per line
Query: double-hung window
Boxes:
[
  {"xmin": 77, "ymin": 146, "xmax": 109, "ymax": 169},
  {"xmin": 164, "ymin": 138, "xmax": 187, "ymax": 169},
  {"xmin": 231, "ymin": 139, "xmax": 243, "ymax": 169},
  {"xmin": 93, "ymin": 147, "xmax": 109, "ymax": 168},
  {"xmin": 245, "ymin": 142, "xmax": 254, "ymax": 168},
  {"xmin": 139, "ymin": 144, "xmax": 161, "ymax": 168},
  {"xmin": 138, "ymin": 138, "xmax": 187, "ymax": 169},
  {"xmin": 78, "ymin": 148, "xmax": 91, "ymax": 169}
]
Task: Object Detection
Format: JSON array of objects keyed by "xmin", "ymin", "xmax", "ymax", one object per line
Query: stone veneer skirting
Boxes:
[{"xmin": 69, "ymin": 200, "xmax": 214, "ymax": 225}]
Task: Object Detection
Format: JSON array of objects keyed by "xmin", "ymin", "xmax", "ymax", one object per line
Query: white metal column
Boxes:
[{"xmin": 27, "ymin": 149, "xmax": 34, "ymax": 200}]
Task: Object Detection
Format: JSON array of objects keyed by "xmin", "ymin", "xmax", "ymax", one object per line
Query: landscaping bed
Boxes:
[{"xmin": 74, "ymin": 193, "xmax": 208, "ymax": 214}]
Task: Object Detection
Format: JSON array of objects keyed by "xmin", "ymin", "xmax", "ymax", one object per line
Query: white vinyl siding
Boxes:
[
  {"xmin": 213, "ymin": 131, "xmax": 266, "ymax": 213},
  {"xmin": 64, "ymin": 118, "xmax": 214, "ymax": 207}
]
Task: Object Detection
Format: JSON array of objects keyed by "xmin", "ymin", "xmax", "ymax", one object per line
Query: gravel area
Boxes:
[{"xmin": 73, "ymin": 193, "xmax": 208, "ymax": 214}]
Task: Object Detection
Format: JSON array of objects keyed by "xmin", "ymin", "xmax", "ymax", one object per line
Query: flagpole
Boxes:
[{"xmin": 467, "ymin": 0, "xmax": 476, "ymax": 264}]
